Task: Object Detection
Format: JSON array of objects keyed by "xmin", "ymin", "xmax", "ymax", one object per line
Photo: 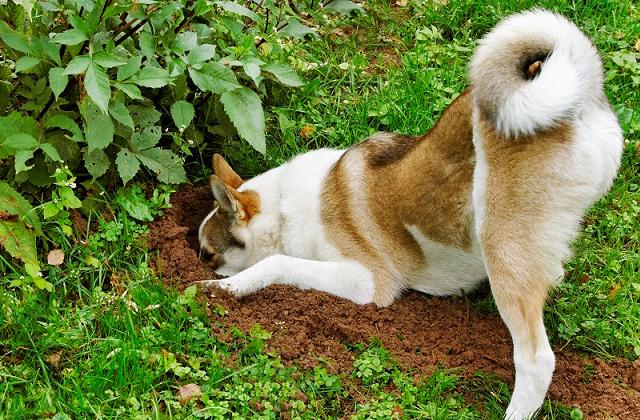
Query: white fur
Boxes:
[
  {"xmin": 506, "ymin": 322, "xmax": 555, "ymax": 419},
  {"xmin": 470, "ymin": 9, "xmax": 604, "ymax": 137},
  {"xmin": 405, "ymin": 224, "xmax": 485, "ymax": 295},
  {"xmin": 210, "ymin": 255, "xmax": 376, "ymax": 305}
]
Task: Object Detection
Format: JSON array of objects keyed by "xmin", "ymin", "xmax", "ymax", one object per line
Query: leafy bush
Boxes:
[{"xmin": 0, "ymin": 0, "xmax": 364, "ymax": 287}]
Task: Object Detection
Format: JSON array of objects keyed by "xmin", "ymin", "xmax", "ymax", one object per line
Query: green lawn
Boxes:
[{"xmin": 1, "ymin": 0, "xmax": 639, "ymax": 418}]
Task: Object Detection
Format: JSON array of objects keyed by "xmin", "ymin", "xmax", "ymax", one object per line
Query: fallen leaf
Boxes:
[
  {"xmin": 47, "ymin": 350, "xmax": 62, "ymax": 368},
  {"xmin": 578, "ymin": 274, "xmax": 590, "ymax": 284},
  {"xmin": 299, "ymin": 125, "xmax": 315, "ymax": 138},
  {"xmin": 177, "ymin": 383, "xmax": 202, "ymax": 404},
  {"xmin": 47, "ymin": 249, "xmax": 65, "ymax": 266},
  {"xmin": 609, "ymin": 283, "xmax": 621, "ymax": 299},
  {"xmin": 635, "ymin": 39, "xmax": 640, "ymax": 52},
  {"xmin": 295, "ymin": 391, "xmax": 308, "ymax": 402},
  {"xmin": 396, "ymin": 0, "xmax": 408, "ymax": 6}
]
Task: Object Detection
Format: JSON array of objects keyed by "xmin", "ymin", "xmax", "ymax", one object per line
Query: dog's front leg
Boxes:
[{"xmin": 199, "ymin": 255, "xmax": 376, "ymax": 305}]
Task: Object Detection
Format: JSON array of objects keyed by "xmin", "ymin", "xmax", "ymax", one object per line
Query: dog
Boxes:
[{"xmin": 197, "ymin": 10, "xmax": 623, "ymax": 419}]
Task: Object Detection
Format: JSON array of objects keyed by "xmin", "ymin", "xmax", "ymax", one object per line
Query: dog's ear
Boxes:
[
  {"xmin": 209, "ymin": 175, "xmax": 260, "ymax": 222},
  {"xmin": 213, "ymin": 154, "xmax": 243, "ymax": 189}
]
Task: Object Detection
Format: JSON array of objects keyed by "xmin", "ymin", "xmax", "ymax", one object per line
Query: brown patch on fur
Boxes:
[
  {"xmin": 214, "ymin": 154, "xmax": 244, "ymax": 189},
  {"xmin": 231, "ymin": 189, "xmax": 261, "ymax": 221},
  {"xmin": 359, "ymin": 133, "xmax": 419, "ymax": 167},
  {"xmin": 321, "ymin": 91, "xmax": 475, "ymax": 305},
  {"xmin": 366, "ymin": 91, "xmax": 475, "ymax": 250}
]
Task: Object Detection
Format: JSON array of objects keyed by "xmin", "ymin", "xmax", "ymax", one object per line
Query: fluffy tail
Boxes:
[{"xmin": 470, "ymin": 9, "xmax": 604, "ymax": 138}]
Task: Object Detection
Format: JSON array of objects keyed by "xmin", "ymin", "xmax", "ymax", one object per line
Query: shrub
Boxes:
[{"xmin": 0, "ymin": 0, "xmax": 364, "ymax": 287}]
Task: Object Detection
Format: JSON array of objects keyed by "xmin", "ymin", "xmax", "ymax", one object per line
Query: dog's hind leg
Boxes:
[{"xmin": 481, "ymin": 247, "xmax": 556, "ymax": 420}]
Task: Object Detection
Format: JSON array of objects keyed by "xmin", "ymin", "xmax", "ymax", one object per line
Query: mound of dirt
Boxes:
[{"xmin": 149, "ymin": 185, "xmax": 640, "ymax": 419}]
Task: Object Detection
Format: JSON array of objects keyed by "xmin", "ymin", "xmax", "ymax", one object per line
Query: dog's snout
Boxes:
[{"xmin": 200, "ymin": 247, "xmax": 224, "ymax": 269}]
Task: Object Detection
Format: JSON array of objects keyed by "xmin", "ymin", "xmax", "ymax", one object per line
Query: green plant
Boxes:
[{"xmin": 0, "ymin": 0, "xmax": 364, "ymax": 283}]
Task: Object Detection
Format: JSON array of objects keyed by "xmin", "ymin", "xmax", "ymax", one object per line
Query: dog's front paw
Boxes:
[{"xmin": 198, "ymin": 273, "xmax": 266, "ymax": 298}]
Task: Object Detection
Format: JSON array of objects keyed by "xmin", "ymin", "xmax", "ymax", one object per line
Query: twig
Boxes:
[
  {"xmin": 114, "ymin": 5, "xmax": 159, "ymax": 45},
  {"xmin": 174, "ymin": 8, "xmax": 196, "ymax": 34},
  {"xmin": 114, "ymin": 19, "xmax": 147, "ymax": 46}
]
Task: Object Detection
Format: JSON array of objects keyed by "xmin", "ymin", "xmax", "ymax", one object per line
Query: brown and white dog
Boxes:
[{"xmin": 198, "ymin": 10, "xmax": 623, "ymax": 419}]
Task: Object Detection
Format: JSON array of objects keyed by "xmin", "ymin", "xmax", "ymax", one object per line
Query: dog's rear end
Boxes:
[{"xmin": 470, "ymin": 10, "xmax": 623, "ymax": 419}]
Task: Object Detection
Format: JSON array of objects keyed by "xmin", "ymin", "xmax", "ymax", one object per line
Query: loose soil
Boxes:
[{"xmin": 149, "ymin": 185, "xmax": 640, "ymax": 419}]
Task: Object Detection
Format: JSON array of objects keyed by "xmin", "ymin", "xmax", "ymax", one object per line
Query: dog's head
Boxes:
[{"xmin": 198, "ymin": 154, "xmax": 263, "ymax": 275}]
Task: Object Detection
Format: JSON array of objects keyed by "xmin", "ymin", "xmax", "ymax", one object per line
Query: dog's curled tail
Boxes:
[{"xmin": 470, "ymin": 9, "xmax": 604, "ymax": 138}]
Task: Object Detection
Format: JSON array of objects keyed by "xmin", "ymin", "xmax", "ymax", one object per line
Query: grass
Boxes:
[{"xmin": 1, "ymin": 0, "xmax": 639, "ymax": 418}]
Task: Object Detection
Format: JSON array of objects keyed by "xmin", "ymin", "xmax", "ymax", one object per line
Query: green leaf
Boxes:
[
  {"xmin": 15, "ymin": 56, "xmax": 41, "ymax": 73},
  {"xmin": 52, "ymin": 29, "xmax": 89, "ymax": 45},
  {"xmin": 130, "ymin": 126, "xmax": 161, "ymax": 151},
  {"xmin": 59, "ymin": 186, "xmax": 81, "ymax": 208},
  {"xmin": 215, "ymin": 1, "xmax": 260, "ymax": 21},
  {"xmin": 324, "ymin": 0, "xmax": 365, "ymax": 14},
  {"xmin": 85, "ymin": 62, "xmax": 111, "ymax": 112},
  {"xmin": 117, "ymin": 55, "xmax": 143, "ymax": 81},
  {"xmin": 0, "ymin": 181, "xmax": 41, "ymax": 266},
  {"xmin": 184, "ymin": 284, "xmax": 197, "ymax": 299},
  {"xmin": 92, "ymin": 51, "xmax": 126, "ymax": 68},
  {"xmin": 241, "ymin": 57, "xmax": 264, "ymax": 85},
  {"xmin": 1, "ymin": 133, "xmax": 39, "ymax": 157},
  {"xmin": 12, "ymin": 0, "xmax": 37, "ymax": 17},
  {"xmin": 187, "ymin": 44, "xmax": 216, "ymax": 66},
  {"xmin": 170, "ymin": 100, "xmax": 195, "ymax": 131},
  {"xmin": 36, "ymin": 36, "xmax": 62, "ymax": 65},
  {"xmin": 32, "ymin": 276, "xmax": 53, "ymax": 291},
  {"xmin": 220, "ymin": 87, "xmax": 265, "ymax": 154},
  {"xmin": 116, "ymin": 185, "xmax": 154, "ymax": 221},
  {"xmin": 109, "ymin": 100, "xmax": 134, "ymax": 129},
  {"xmin": 0, "ymin": 181, "xmax": 41, "ymax": 230},
  {"xmin": 47, "ymin": 134, "xmax": 81, "ymax": 168},
  {"xmin": 0, "ymin": 114, "xmax": 40, "ymax": 158},
  {"xmin": 63, "ymin": 55, "xmax": 90, "ymax": 75},
  {"xmin": 279, "ymin": 17, "xmax": 318, "ymax": 39},
  {"xmin": 0, "ymin": 218, "xmax": 38, "ymax": 266},
  {"xmin": 40, "ymin": 143, "xmax": 61, "ymax": 161},
  {"xmin": 115, "ymin": 149, "xmax": 140, "ymax": 185},
  {"xmin": 262, "ymin": 62, "xmax": 304, "ymax": 87},
  {"xmin": 14, "ymin": 149, "xmax": 35, "ymax": 173},
  {"xmin": 138, "ymin": 31, "xmax": 156, "ymax": 58},
  {"xmin": 174, "ymin": 31, "xmax": 198, "ymax": 52},
  {"xmin": 130, "ymin": 66, "xmax": 172, "ymax": 88},
  {"xmin": 136, "ymin": 148, "xmax": 186, "ymax": 184},
  {"xmin": 80, "ymin": 99, "xmax": 114, "ymax": 151},
  {"xmin": 45, "ymin": 114, "xmax": 84, "ymax": 142},
  {"xmin": 49, "ymin": 67, "xmax": 68, "ymax": 99},
  {"xmin": 0, "ymin": 21, "xmax": 32, "ymax": 54},
  {"xmin": 113, "ymin": 82, "xmax": 143, "ymax": 100},
  {"xmin": 129, "ymin": 105, "xmax": 161, "ymax": 127},
  {"xmin": 84, "ymin": 148, "xmax": 110, "ymax": 178},
  {"xmin": 188, "ymin": 62, "xmax": 239, "ymax": 94},
  {"xmin": 69, "ymin": 14, "xmax": 95, "ymax": 37},
  {"xmin": 43, "ymin": 202, "xmax": 58, "ymax": 219}
]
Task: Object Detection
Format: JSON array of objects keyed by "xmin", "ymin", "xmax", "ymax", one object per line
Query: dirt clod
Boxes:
[{"xmin": 150, "ymin": 185, "xmax": 640, "ymax": 418}]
